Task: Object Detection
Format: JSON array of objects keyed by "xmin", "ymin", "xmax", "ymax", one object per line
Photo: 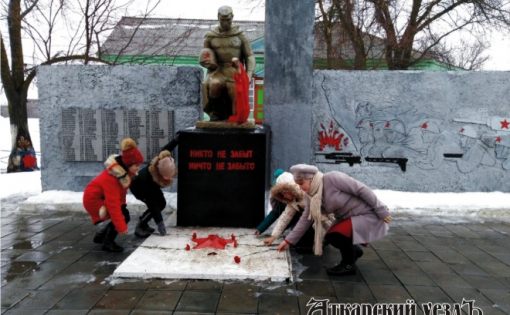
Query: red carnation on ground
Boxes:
[
  {"xmin": 185, "ymin": 244, "xmax": 190, "ymax": 251},
  {"xmin": 234, "ymin": 256, "xmax": 241, "ymax": 264}
]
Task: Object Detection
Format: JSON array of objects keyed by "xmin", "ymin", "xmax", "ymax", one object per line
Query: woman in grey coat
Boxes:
[{"xmin": 276, "ymin": 164, "xmax": 392, "ymax": 276}]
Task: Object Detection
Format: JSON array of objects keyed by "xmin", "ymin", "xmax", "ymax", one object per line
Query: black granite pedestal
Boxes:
[{"xmin": 177, "ymin": 126, "xmax": 270, "ymax": 227}]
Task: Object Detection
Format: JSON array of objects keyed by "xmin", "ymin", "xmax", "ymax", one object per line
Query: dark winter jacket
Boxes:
[{"xmin": 131, "ymin": 150, "xmax": 174, "ymax": 193}]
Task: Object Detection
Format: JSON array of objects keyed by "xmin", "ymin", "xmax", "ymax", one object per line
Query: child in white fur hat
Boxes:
[
  {"xmin": 130, "ymin": 149, "xmax": 176, "ymax": 237},
  {"xmin": 255, "ymin": 169, "xmax": 315, "ymax": 252}
]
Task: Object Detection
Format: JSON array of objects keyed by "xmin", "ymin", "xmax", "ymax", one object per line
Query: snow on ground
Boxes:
[{"xmin": 1, "ymin": 117, "xmax": 509, "ymax": 221}]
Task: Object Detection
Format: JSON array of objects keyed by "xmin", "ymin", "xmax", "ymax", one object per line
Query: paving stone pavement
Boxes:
[{"xmin": 1, "ymin": 205, "xmax": 510, "ymax": 315}]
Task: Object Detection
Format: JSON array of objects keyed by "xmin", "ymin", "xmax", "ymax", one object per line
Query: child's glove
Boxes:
[{"xmin": 157, "ymin": 221, "xmax": 167, "ymax": 236}]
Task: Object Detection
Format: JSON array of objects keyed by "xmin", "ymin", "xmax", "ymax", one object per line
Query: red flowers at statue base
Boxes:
[{"xmin": 234, "ymin": 256, "xmax": 241, "ymax": 264}]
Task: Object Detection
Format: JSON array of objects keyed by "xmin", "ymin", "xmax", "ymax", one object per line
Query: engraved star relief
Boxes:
[{"xmin": 500, "ymin": 119, "xmax": 510, "ymax": 129}]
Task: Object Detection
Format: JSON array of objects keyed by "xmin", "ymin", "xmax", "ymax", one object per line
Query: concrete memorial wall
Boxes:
[
  {"xmin": 38, "ymin": 65, "xmax": 202, "ymax": 191},
  {"xmin": 312, "ymin": 71, "xmax": 510, "ymax": 192},
  {"xmin": 263, "ymin": 0, "xmax": 509, "ymax": 192}
]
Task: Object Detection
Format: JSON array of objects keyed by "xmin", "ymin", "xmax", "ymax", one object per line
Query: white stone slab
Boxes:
[{"xmin": 113, "ymin": 227, "xmax": 292, "ymax": 282}]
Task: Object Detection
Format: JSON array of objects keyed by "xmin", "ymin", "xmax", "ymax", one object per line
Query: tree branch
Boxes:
[
  {"xmin": 1, "ymin": 33, "xmax": 15, "ymax": 102},
  {"xmin": 21, "ymin": 0, "xmax": 40, "ymax": 19}
]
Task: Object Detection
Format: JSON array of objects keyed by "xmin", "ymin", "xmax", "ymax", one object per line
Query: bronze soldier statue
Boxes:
[{"xmin": 200, "ymin": 6, "xmax": 256, "ymax": 121}]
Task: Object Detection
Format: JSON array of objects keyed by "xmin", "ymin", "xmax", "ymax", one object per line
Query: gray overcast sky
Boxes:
[{"xmin": 135, "ymin": 0, "xmax": 510, "ymax": 71}]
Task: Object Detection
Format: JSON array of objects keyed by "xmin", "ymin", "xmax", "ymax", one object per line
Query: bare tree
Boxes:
[
  {"xmin": 315, "ymin": 0, "xmax": 383, "ymax": 69},
  {"xmin": 369, "ymin": 0, "xmax": 510, "ymax": 69},
  {"xmin": 428, "ymin": 37, "xmax": 490, "ymax": 70},
  {"xmin": 2, "ymin": 0, "xmax": 45, "ymax": 173},
  {"xmin": 316, "ymin": 0, "xmax": 347, "ymax": 69},
  {"xmin": 332, "ymin": 0, "xmax": 373, "ymax": 69},
  {"xmin": 0, "ymin": 0, "xmax": 136, "ymax": 172}
]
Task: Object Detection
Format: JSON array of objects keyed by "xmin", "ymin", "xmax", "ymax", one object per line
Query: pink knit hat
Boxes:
[{"xmin": 157, "ymin": 156, "xmax": 176, "ymax": 180}]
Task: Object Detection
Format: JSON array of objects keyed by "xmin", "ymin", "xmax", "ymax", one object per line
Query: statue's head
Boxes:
[{"xmin": 218, "ymin": 5, "xmax": 233, "ymax": 31}]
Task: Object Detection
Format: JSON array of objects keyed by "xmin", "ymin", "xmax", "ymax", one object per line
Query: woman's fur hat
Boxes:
[
  {"xmin": 290, "ymin": 163, "xmax": 319, "ymax": 181},
  {"xmin": 149, "ymin": 150, "xmax": 176, "ymax": 187}
]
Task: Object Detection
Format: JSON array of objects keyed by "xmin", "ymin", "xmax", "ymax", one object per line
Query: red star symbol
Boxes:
[
  {"xmin": 500, "ymin": 119, "xmax": 510, "ymax": 129},
  {"xmin": 496, "ymin": 136, "xmax": 502, "ymax": 143},
  {"xmin": 421, "ymin": 122, "xmax": 428, "ymax": 129},
  {"xmin": 192, "ymin": 234, "xmax": 235, "ymax": 250},
  {"xmin": 385, "ymin": 121, "xmax": 391, "ymax": 128}
]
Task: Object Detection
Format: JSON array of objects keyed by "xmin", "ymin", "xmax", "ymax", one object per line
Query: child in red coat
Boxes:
[{"xmin": 83, "ymin": 138, "xmax": 144, "ymax": 252}]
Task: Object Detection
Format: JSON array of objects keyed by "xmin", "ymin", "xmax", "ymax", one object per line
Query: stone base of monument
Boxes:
[
  {"xmin": 177, "ymin": 127, "xmax": 270, "ymax": 228},
  {"xmin": 112, "ymin": 227, "xmax": 292, "ymax": 282},
  {"xmin": 195, "ymin": 120, "xmax": 257, "ymax": 129}
]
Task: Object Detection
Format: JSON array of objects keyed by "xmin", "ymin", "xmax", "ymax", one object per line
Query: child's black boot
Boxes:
[
  {"xmin": 102, "ymin": 223, "xmax": 124, "ymax": 252},
  {"xmin": 93, "ymin": 229, "xmax": 106, "ymax": 244},
  {"xmin": 325, "ymin": 232, "xmax": 358, "ymax": 276},
  {"xmin": 93, "ymin": 223, "xmax": 108, "ymax": 244},
  {"xmin": 135, "ymin": 212, "xmax": 154, "ymax": 238}
]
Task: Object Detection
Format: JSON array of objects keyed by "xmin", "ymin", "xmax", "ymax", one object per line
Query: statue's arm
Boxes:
[
  {"xmin": 239, "ymin": 33, "xmax": 255, "ymax": 80},
  {"xmin": 246, "ymin": 55, "xmax": 255, "ymax": 80},
  {"xmin": 203, "ymin": 34, "xmax": 212, "ymax": 49}
]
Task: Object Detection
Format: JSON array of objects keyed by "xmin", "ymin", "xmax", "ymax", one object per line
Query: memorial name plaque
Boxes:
[
  {"xmin": 177, "ymin": 127, "xmax": 270, "ymax": 228},
  {"xmin": 61, "ymin": 108, "xmax": 174, "ymax": 161}
]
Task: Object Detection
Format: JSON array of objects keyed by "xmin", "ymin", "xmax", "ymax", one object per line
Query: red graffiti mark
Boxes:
[
  {"xmin": 191, "ymin": 234, "xmax": 235, "ymax": 250},
  {"xmin": 500, "ymin": 119, "xmax": 510, "ymax": 129},
  {"xmin": 318, "ymin": 121, "xmax": 344, "ymax": 151}
]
